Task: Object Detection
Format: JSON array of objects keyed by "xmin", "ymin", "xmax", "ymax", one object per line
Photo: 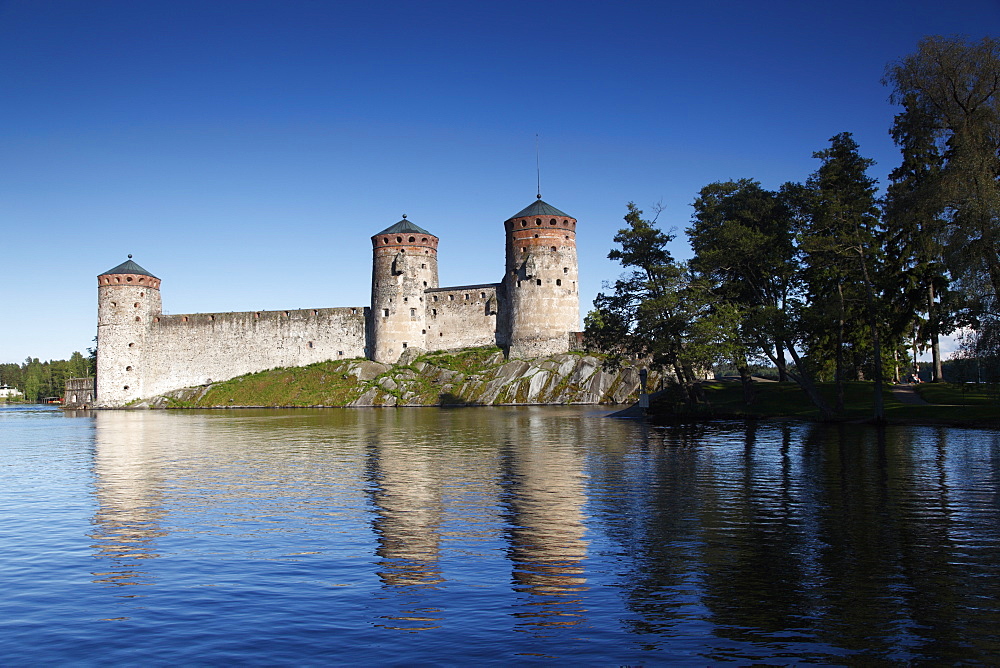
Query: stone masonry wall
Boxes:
[
  {"xmin": 138, "ymin": 307, "xmax": 367, "ymax": 399},
  {"xmin": 424, "ymin": 284, "xmax": 501, "ymax": 351}
]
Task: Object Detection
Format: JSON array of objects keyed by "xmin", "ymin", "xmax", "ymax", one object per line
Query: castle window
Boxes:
[
  {"xmin": 138, "ymin": 278, "xmax": 145, "ymax": 283},
  {"xmin": 396, "ymin": 236, "xmax": 402, "ymax": 243},
  {"xmin": 154, "ymin": 317, "xmax": 160, "ymax": 323},
  {"xmin": 556, "ymin": 279, "xmax": 562, "ymax": 286},
  {"xmin": 410, "ymin": 308, "xmax": 416, "ymax": 317},
  {"xmin": 402, "ymin": 342, "xmax": 407, "ymax": 349},
  {"xmin": 126, "ymin": 366, "xmax": 132, "ymax": 371},
  {"xmin": 423, "ymin": 281, "xmax": 427, "ymax": 287},
  {"xmin": 115, "ymin": 277, "xmax": 121, "ymax": 283},
  {"xmin": 383, "ymin": 237, "xmax": 389, "ymax": 244},
  {"xmin": 564, "ymin": 267, "xmax": 569, "ymax": 273},
  {"xmin": 480, "ymin": 292, "xmax": 486, "ymax": 298},
  {"xmin": 534, "ymin": 234, "xmax": 539, "ymax": 238},
  {"xmin": 433, "ymin": 295, "xmax": 438, "ymax": 302},
  {"xmin": 535, "ymin": 219, "xmax": 541, "ymax": 225},
  {"xmin": 536, "ymin": 279, "xmax": 542, "ymax": 286},
  {"xmin": 421, "ymin": 237, "xmax": 427, "ymax": 243},
  {"xmin": 421, "ymin": 263, "xmax": 426, "ymax": 269},
  {"xmin": 123, "ymin": 386, "xmax": 129, "ymax": 390},
  {"xmin": 139, "ymin": 292, "xmax": 144, "ymax": 297},
  {"xmin": 308, "ymin": 341, "xmax": 314, "ymax": 348},
  {"xmin": 351, "ymin": 308, "xmax": 357, "ymax": 315},
  {"xmin": 517, "ymin": 281, "xmax": 522, "ymax": 288},
  {"xmin": 255, "ymin": 312, "xmax": 261, "ymax": 318},
  {"xmin": 210, "ymin": 315, "xmax": 215, "ymax": 321},
  {"xmin": 134, "ymin": 302, "xmax": 139, "ymax": 308},
  {"xmin": 409, "ymin": 236, "xmax": 415, "ymax": 242},
  {"xmin": 128, "ymin": 342, "xmax": 134, "ymax": 347},
  {"xmin": 421, "ymin": 329, "xmax": 426, "ymax": 335},
  {"xmin": 110, "ymin": 301, "xmax": 117, "ymax": 307},
  {"xmin": 383, "ymin": 308, "xmax": 389, "ymax": 317},
  {"xmin": 314, "ymin": 310, "xmax": 320, "ymax": 316},
  {"xmin": 338, "ymin": 351, "xmax": 343, "ymax": 356},
  {"xmin": 439, "ymin": 332, "xmax": 443, "ymax": 337},
  {"xmin": 464, "ymin": 294, "xmax": 469, "ymax": 300},
  {"xmin": 550, "ymin": 219, "xmax": 556, "ymax": 225},
  {"xmin": 182, "ymin": 316, "xmax": 188, "ymax": 322},
  {"xmin": 432, "ymin": 309, "xmax": 437, "ymax": 316},
  {"xmin": 126, "ymin": 277, "xmax": 133, "ymax": 282},
  {"xmin": 135, "ymin": 316, "xmax": 141, "ymax": 322},
  {"xmin": 449, "ymin": 294, "xmax": 454, "ymax": 301},
  {"xmin": 404, "ymin": 297, "xmax": 408, "ymax": 303},
  {"xmin": 521, "ymin": 221, "xmax": 527, "ymax": 227},
  {"xmin": 564, "ymin": 235, "xmax": 569, "ymax": 240},
  {"xmin": 285, "ymin": 311, "xmax": 290, "ymax": 317}
]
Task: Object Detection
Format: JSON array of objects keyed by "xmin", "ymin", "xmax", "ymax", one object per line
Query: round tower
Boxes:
[
  {"xmin": 96, "ymin": 256, "xmax": 161, "ymax": 407},
  {"xmin": 502, "ymin": 197, "xmax": 579, "ymax": 358},
  {"xmin": 370, "ymin": 216, "xmax": 439, "ymax": 364}
]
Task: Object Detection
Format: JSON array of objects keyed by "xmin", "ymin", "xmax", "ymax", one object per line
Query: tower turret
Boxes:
[
  {"xmin": 96, "ymin": 256, "xmax": 161, "ymax": 407},
  {"xmin": 502, "ymin": 198, "xmax": 579, "ymax": 358},
  {"xmin": 370, "ymin": 216, "xmax": 439, "ymax": 363}
]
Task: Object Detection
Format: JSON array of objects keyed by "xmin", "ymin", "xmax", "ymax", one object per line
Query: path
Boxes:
[{"xmin": 890, "ymin": 384, "xmax": 930, "ymax": 405}]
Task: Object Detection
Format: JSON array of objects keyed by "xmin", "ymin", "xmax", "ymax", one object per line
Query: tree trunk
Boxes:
[
  {"xmin": 760, "ymin": 342, "xmax": 836, "ymax": 421},
  {"xmin": 859, "ymin": 251, "xmax": 885, "ymax": 423},
  {"xmin": 928, "ymin": 283, "xmax": 943, "ymax": 382},
  {"xmin": 774, "ymin": 339, "xmax": 789, "ymax": 381},
  {"xmin": 737, "ymin": 364, "xmax": 755, "ymax": 406},
  {"xmin": 836, "ymin": 282, "xmax": 846, "ymax": 413}
]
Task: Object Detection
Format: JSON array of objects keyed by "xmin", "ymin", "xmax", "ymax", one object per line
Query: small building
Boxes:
[
  {"xmin": 0, "ymin": 384, "xmax": 23, "ymax": 400},
  {"xmin": 63, "ymin": 377, "xmax": 95, "ymax": 409}
]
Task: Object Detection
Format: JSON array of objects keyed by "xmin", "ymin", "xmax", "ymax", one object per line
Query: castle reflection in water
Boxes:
[
  {"xmin": 87, "ymin": 408, "xmax": 594, "ymax": 631},
  {"xmin": 82, "ymin": 407, "xmax": 1000, "ymax": 661}
]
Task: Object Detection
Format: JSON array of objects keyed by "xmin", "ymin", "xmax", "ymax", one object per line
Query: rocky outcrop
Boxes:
[{"xmin": 131, "ymin": 348, "xmax": 661, "ymax": 409}]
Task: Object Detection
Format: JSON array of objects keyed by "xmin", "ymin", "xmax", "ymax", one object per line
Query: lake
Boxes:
[{"xmin": 1, "ymin": 403, "xmax": 998, "ymax": 664}]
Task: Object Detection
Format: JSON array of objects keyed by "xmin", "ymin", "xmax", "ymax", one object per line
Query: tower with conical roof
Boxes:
[
  {"xmin": 370, "ymin": 216, "xmax": 439, "ymax": 363},
  {"xmin": 501, "ymin": 197, "xmax": 579, "ymax": 358},
  {"xmin": 95, "ymin": 256, "xmax": 162, "ymax": 406}
]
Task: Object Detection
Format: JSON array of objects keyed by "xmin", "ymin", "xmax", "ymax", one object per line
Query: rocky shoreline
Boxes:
[{"xmin": 130, "ymin": 348, "xmax": 658, "ymax": 409}]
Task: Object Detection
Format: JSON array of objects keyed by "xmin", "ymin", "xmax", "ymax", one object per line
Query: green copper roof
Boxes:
[
  {"xmin": 100, "ymin": 257, "xmax": 157, "ymax": 278},
  {"xmin": 509, "ymin": 198, "xmax": 572, "ymax": 220},
  {"xmin": 375, "ymin": 216, "xmax": 434, "ymax": 237}
]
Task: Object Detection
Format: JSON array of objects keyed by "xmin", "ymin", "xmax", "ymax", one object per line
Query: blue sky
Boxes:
[{"xmin": 1, "ymin": 0, "xmax": 997, "ymax": 364}]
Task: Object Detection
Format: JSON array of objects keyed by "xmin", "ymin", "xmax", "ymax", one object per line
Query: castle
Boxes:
[{"xmin": 95, "ymin": 197, "xmax": 580, "ymax": 407}]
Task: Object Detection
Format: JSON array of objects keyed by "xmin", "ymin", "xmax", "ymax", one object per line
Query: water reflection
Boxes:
[
  {"xmin": 501, "ymin": 411, "xmax": 590, "ymax": 633},
  {"xmin": 72, "ymin": 408, "xmax": 1000, "ymax": 663},
  {"xmin": 90, "ymin": 412, "xmax": 168, "ymax": 589}
]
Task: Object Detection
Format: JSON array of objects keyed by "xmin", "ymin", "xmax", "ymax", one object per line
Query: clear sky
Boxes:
[{"xmin": 1, "ymin": 0, "xmax": 997, "ymax": 364}]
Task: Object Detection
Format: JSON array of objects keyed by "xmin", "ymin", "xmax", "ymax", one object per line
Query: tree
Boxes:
[
  {"xmin": 884, "ymin": 36, "xmax": 1000, "ymax": 296},
  {"xmin": 585, "ymin": 203, "xmax": 718, "ymax": 406},
  {"xmin": 884, "ymin": 95, "xmax": 955, "ymax": 381},
  {"xmin": 689, "ymin": 179, "xmax": 797, "ymax": 386},
  {"xmin": 799, "ymin": 132, "xmax": 886, "ymax": 421}
]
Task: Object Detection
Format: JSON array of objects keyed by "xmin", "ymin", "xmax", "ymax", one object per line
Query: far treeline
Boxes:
[
  {"xmin": 1, "ymin": 352, "xmax": 92, "ymax": 403},
  {"xmin": 585, "ymin": 36, "xmax": 1000, "ymax": 422}
]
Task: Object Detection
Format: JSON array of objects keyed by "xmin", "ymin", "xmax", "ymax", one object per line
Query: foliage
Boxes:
[
  {"xmin": 0, "ymin": 353, "xmax": 90, "ymax": 402},
  {"xmin": 884, "ymin": 35, "xmax": 1000, "ymax": 312},
  {"xmin": 585, "ymin": 203, "xmax": 723, "ymax": 405}
]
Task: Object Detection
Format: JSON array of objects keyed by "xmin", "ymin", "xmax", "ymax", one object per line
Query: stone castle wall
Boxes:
[
  {"xmin": 138, "ymin": 308, "xmax": 367, "ymax": 400},
  {"xmin": 425, "ymin": 284, "xmax": 503, "ymax": 351}
]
